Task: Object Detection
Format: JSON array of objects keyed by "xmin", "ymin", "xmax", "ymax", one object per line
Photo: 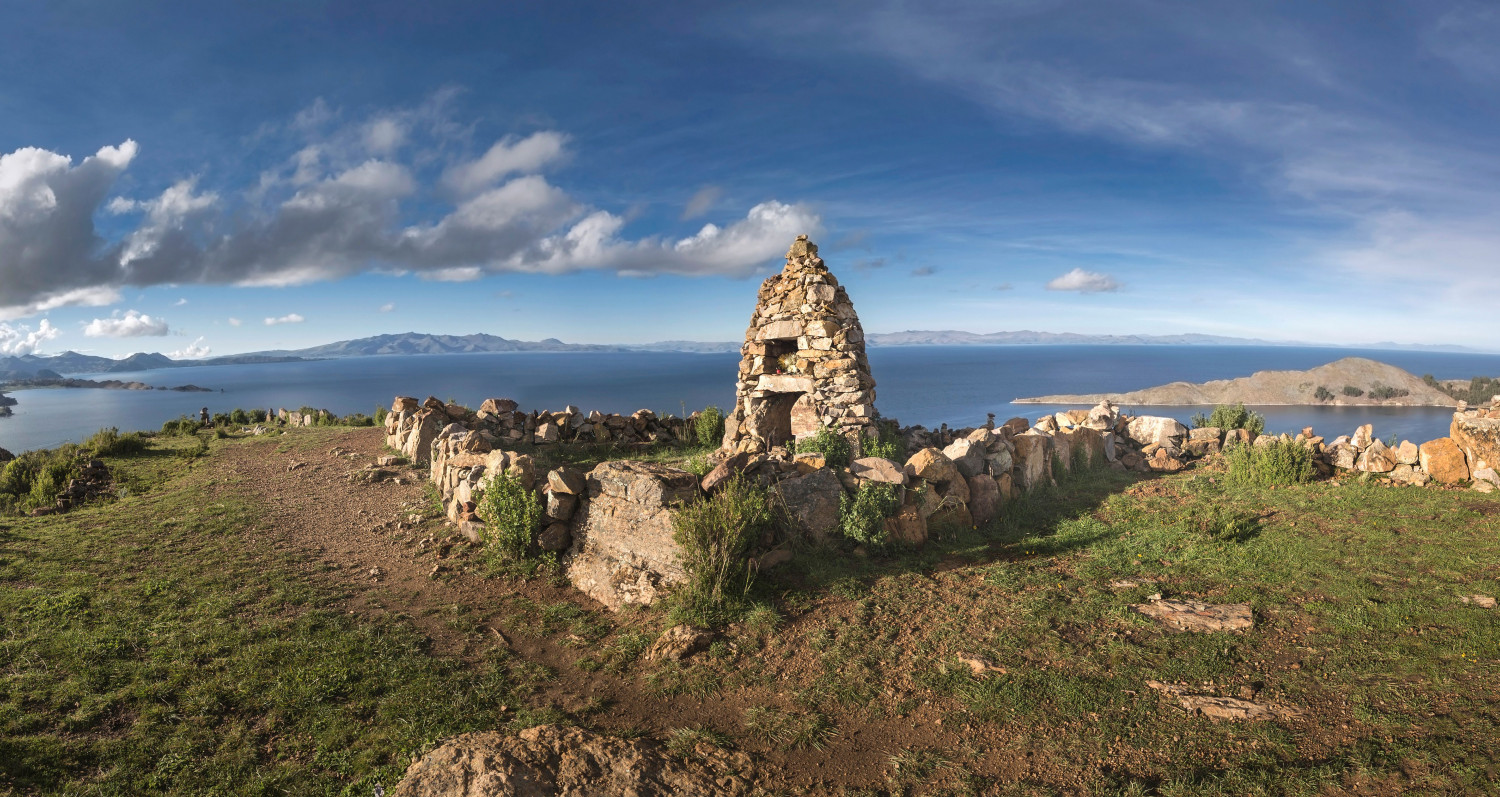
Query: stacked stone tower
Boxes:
[{"xmin": 722, "ymin": 235, "xmax": 878, "ymax": 453}]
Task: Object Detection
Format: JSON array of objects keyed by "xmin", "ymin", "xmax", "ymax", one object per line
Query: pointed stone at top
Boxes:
[{"xmin": 786, "ymin": 234, "xmax": 818, "ymax": 259}]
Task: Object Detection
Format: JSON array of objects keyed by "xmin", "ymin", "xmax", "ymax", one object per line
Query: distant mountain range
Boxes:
[{"xmin": 0, "ymin": 330, "xmax": 1481, "ymax": 379}]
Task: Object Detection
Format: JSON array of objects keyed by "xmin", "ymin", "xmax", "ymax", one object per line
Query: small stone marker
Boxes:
[{"xmin": 1131, "ymin": 598, "xmax": 1253, "ymax": 632}]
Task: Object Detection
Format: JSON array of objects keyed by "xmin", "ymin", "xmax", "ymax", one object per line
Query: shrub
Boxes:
[
  {"xmin": 85, "ymin": 427, "xmax": 148, "ymax": 457},
  {"xmin": 1368, "ymin": 383, "xmax": 1409, "ymax": 400},
  {"xmin": 838, "ymin": 481, "xmax": 902, "ymax": 545},
  {"xmin": 795, "ymin": 428, "xmax": 852, "ymax": 470},
  {"xmin": 475, "ymin": 472, "xmax": 543, "ymax": 565},
  {"xmin": 671, "ymin": 476, "xmax": 774, "ymax": 625},
  {"xmin": 1189, "ymin": 403, "xmax": 1265, "ymax": 437},
  {"xmin": 863, "ymin": 419, "xmax": 906, "ymax": 462},
  {"xmin": 1314, "ymin": 386, "xmax": 1335, "ymax": 402},
  {"xmin": 374, "ymin": 405, "xmax": 388, "ymax": 426},
  {"xmin": 161, "ymin": 416, "xmax": 198, "ymax": 436},
  {"xmin": 1342, "ymin": 385, "xmax": 1364, "ymax": 398},
  {"xmin": 694, "ymin": 405, "xmax": 725, "ymax": 448},
  {"xmin": 1224, "ymin": 438, "xmax": 1315, "ymax": 487},
  {"xmin": 230, "ymin": 408, "xmax": 249, "ymax": 425}
]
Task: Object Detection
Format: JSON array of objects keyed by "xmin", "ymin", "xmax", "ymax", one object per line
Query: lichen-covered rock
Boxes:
[
  {"xmin": 941, "ymin": 439, "xmax": 986, "ymax": 478},
  {"xmin": 1013, "ymin": 432, "xmax": 1054, "ymax": 491},
  {"xmin": 1356, "ymin": 439, "xmax": 1397, "ymax": 473},
  {"xmin": 1419, "ymin": 437, "xmax": 1470, "ymax": 484},
  {"xmin": 1452, "ymin": 414, "xmax": 1500, "ymax": 473},
  {"xmin": 775, "ymin": 467, "xmax": 843, "ymax": 542},
  {"xmin": 904, "ymin": 447, "xmax": 960, "ymax": 486},
  {"xmin": 566, "ymin": 461, "xmax": 698, "ymax": 610},
  {"xmin": 391, "ymin": 725, "xmax": 754, "ymax": 797}
]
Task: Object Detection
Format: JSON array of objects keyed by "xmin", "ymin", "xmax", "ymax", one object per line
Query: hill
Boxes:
[{"xmin": 1015, "ymin": 357, "xmax": 1459, "ymax": 406}]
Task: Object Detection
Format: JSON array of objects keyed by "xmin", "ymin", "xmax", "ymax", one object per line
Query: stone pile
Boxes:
[
  {"xmin": 29, "ymin": 458, "xmax": 113, "ymax": 516},
  {"xmin": 722, "ymin": 235, "xmax": 878, "ymax": 454},
  {"xmin": 384, "ymin": 395, "xmax": 692, "ymax": 465},
  {"xmin": 274, "ymin": 408, "xmax": 329, "ymax": 427}
]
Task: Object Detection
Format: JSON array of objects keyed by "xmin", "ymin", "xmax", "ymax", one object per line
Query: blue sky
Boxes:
[{"xmin": 2, "ymin": 1, "xmax": 1498, "ymax": 358}]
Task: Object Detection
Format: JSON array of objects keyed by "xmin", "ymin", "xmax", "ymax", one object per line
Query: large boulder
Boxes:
[
  {"xmin": 941, "ymin": 439, "xmax": 987, "ymax": 478},
  {"xmin": 1394, "ymin": 440, "xmax": 1420, "ymax": 466},
  {"xmin": 1356, "ymin": 439, "xmax": 1397, "ymax": 473},
  {"xmin": 699, "ymin": 451, "xmax": 751, "ymax": 493},
  {"xmin": 1126, "ymin": 416, "xmax": 1188, "ymax": 448},
  {"xmin": 1012, "ymin": 432, "xmax": 1054, "ymax": 491},
  {"xmin": 392, "ymin": 395, "xmax": 420, "ymax": 413},
  {"xmin": 775, "ymin": 467, "xmax": 843, "ymax": 542},
  {"xmin": 401, "ymin": 411, "xmax": 444, "ymax": 465},
  {"xmin": 1351, "ymin": 424, "xmax": 1374, "ymax": 450},
  {"xmin": 966, "ymin": 473, "xmax": 1001, "ymax": 526},
  {"xmin": 850, "ymin": 456, "xmax": 905, "ymax": 484},
  {"xmin": 1051, "ymin": 429, "xmax": 1075, "ymax": 473},
  {"xmin": 1452, "ymin": 415, "xmax": 1500, "ymax": 472},
  {"xmin": 567, "ymin": 461, "xmax": 698, "ymax": 610},
  {"xmin": 391, "ymin": 725, "xmax": 753, "ymax": 797},
  {"xmin": 1419, "ymin": 438, "xmax": 1470, "ymax": 484},
  {"xmin": 904, "ymin": 447, "xmax": 960, "ymax": 486}
]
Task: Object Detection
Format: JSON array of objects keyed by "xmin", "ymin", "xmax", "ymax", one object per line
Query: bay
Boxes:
[{"xmin": 2, "ymin": 345, "xmax": 1497, "ymax": 454}]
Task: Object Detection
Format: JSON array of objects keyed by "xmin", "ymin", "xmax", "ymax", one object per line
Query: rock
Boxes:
[
  {"xmin": 957, "ymin": 654, "xmax": 999, "ymax": 675},
  {"xmin": 1328, "ymin": 443, "xmax": 1357, "ymax": 471},
  {"xmin": 966, "ymin": 473, "xmax": 1001, "ymax": 526},
  {"xmin": 884, "ymin": 504, "xmax": 927, "ymax": 547},
  {"xmin": 775, "ymin": 467, "xmax": 843, "ymax": 542},
  {"xmin": 849, "ymin": 456, "xmax": 905, "ymax": 484},
  {"xmin": 566, "ymin": 462, "xmax": 699, "ymax": 610},
  {"xmin": 1355, "ymin": 439, "xmax": 1397, "ymax": 473},
  {"xmin": 1003, "ymin": 417, "xmax": 1030, "ymax": 435},
  {"xmin": 479, "ymin": 397, "xmax": 520, "ymax": 414},
  {"xmin": 1461, "ymin": 595, "xmax": 1497, "ymax": 609},
  {"xmin": 1147, "ymin": 448, "xmax": 1184, "ymax": 473},
  {"xmin": 792, "ymin": 451, "xmax": 827, "ymax": 473},
  {"xmin": 390, "ymin": 725, "xmax": 753, "ymax": 797},
  {"xmin": 1395, "ymin": 440, "xmax": 1420, "ymax": 465},
  {"xmin": 538, "ymin": 522, "xmax": 572, "ymax": 551},
  {"xmin": 1131, "ymin": 599, "xmax": 1253, "ymax": 632},
  {"xmin": 1351, "ymin": 423, "xmax": 1374, "ymax": 450},
  {"xmin": 941, "ymin": 439, "xmax": 986, "ymax": 478},
  {"xmin": 1389, "ymin": 464, "xmax": 1429, "ymax": 487},
  {"xmin": 534, "ymin": 421, "xmax": 560, "ymax": 444},
  {"xmin": 1473, "ymin": 466, "xmax": 1500, "ymax": 488},
  {"xmin": 1452, "ymin": 415, "xmax": 1500, "ymax": 474},
  {"xmin": 1012, "ymin": 432, "xmax": 1054, "ymax": 491},
  {"xmin": 459, "ymin": 519, "xmax": 487, "ymax": 544},
  {"xmin": 647, "ymin": 625, "xmax": 714, "ymax": 662},
  {"xmin": 393, "ymin": 396, "xmax": 420, "ymax": 413},
  {"xmin": 904, "ymin": 447, "xmax": 961, "ymax": 486},
  {"xmin": 756, "ymin": 547, "xmax": 793, "ymax": 570},
  {"xmin": 377, "ymin": 455, "xmax": 402, "ymax": 467},
  {"xmin": 546, "ymin": 491, "xmax": 578, "ymax": 522},
  {"xmin": 1126, "ymin": 416, "xmax": 1188, "ymax": 448},
  {"xmin": 929, "ymin": 499, "xmax": 974, "ymax": 531},
  {"xmin": 547, "ymin": 467, "xmax": 587, "ymax": 495},
  {"xmin": 700, "ymin": 451, "xmax": 751, "ymax": 494},
  {"xmin": 1145, "ymin": 681, "xmax": 1301, "ymax": 722},
  {"xmin": 1477, "ymin": 481, "xmax": 1497, "ymax": 494},
  {"xmin": 1419, "ymin": 437, "xmax": 1470, "ymax": 484}
]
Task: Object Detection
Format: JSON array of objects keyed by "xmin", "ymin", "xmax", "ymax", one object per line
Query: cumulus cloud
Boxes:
[
  {"xmin": 0, "ymin": 103, "xmax": 818, "ymax": 318},
  {"xmin": 682, "ymin": 186, "xmax": 723, "ymax": 220},
  {"xmin": 83, "ymin": 309, "xmax": 171, "ymax": 337},
  {"xmin": 170, "ymin": 336, "xmax": 211, "ymax": 359},
  {"xmin": 264, "ymin": 313, "xmax": 304, "ymax": 325},
  {"xmin": 442, "ymin": 131, "xmax": 568, "ymax": 196},
  {"xmin": 378, "ymin": 302, "xmax": 395, "ymax": 312},
  {"xmin": 0, "ymin": 319, "xmax": 60, "ymax": 355},
  {"xmin": 1046, "ymin": 268, "xmax": 1121, "ymax": 293}
]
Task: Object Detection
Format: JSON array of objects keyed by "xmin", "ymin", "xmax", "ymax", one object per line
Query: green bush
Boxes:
[
  {"xmin": 694, "ymin": 405, "xmax": 725, "ymax": 448},
  {"xmin": 1314, "ymin": 386, "xmax": 1335, "ymax": 402},
  {"xmin": 1224, "ymin": 438, "xmax": 1316, "ymax": 487},
  {"xmin": 84, "ymin": 427, "xmax": 148, "ymax": 457},
  {"xmin": 863, "ymin": 420, "xmax": 906, "ymax": 462},
  {"xmin": 374, "ymin": 405, "xmax": 388, "ymax": 426},
  {"xmin": 1189, "ymin": 403, "xmax": 1265, "ymax": 437},
  {"xmin": 1368, "ymin": 383, "xmax": 1409, "ymax": 400},
  {"xmin": 670, "ymin": 475, "xmax": 774, "ymax": 625},
  {"xmin": 1342, "ymin": 385, "xmax": 1364, "ymax": 398},
  {"xmin": 839, "ymin": 481, "xmax": 902, "ymax": 545},
  {"xmin": 795, "ymin": 428, "xmax": 852, "ymax": 470},
  {"xmin": 475, "ymin": 473, "xmax": 543, "ymax": 566},
  {"xmin": 230, "ymin": 408, "xmax": 249, "ymax": 425},
  {"xmin": 0, "ymin": 447, "xmax": 79, "ymax": 512},
  {"xmin": 161, "ymin": 416, "xmax": 198, "ymax": 436}
]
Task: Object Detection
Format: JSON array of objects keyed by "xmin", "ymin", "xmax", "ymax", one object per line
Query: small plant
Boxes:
[
  {"xmin": 1314, "ymin": 386, "xmax": 1335, "ymax": 402},
  {"xmin": 665, "ymin": 727, "xmax": 734, "ymax": 759},
  {"xmin": 1182, "ymin": 503, "xmax": 1260, "ymax": 542},
  {"xmin": 1189, "ymin": 403, "xmax": 1265, "ymax": 436},
  {"xmin": 743, "ymin": 705, "xmax": 836, "ymax": 750},
  {"xmin": 839, "ymin": 481, "xmax": 902, "ymax": 545},
  {"xmin": 670, "ymin": 475, "xmax": 774, "ymax": 625},
  {"xmin": 475, "ymin": 473, "xmax": 543, "ymax": 566},
  {"xmin": 1224, "ymin": 438, "xmax": 1315, "ymax": 487},
  {"xmin": 694, "ymin": 405, "xmax": 725, "ymax": 448},
  {"xmin": 795, "ymin": 428, "xmax": 852, "ymax": 470},
  {"xmin": 863, "ymin": 419, "xmax": 906, "ymax": 461},
  {"xmin": 1342, "ymin": 385, "xmax": 1365, "ymax": 398}
]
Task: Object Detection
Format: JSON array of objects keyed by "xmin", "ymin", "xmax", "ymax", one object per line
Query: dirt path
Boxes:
[{"xmin": 213, "ymin": 427, "xmax": 952, "ymax": 793}]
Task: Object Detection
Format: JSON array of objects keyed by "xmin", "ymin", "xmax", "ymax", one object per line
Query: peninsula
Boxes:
[{"xmin": 1015, "ymin": 357, "xmax": 1458, "ymax": 406}]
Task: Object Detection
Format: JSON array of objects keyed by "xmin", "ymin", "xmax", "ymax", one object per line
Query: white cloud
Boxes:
[
  {"xmin": 0, "ymin": 319, "xmax": 60, "ymax": 355},
  {"xmin": 364, "ymin": 117, "xmax": 407, "ymax": 154},
  {"xmin": 264, "ymin": 313, "xmax": 304, "ymax": 326},
  {"xmin": 82, "ymin": 309, "xmax": 171, "ymax": 337},
  {"xmin": 378, "ymin": 302, "xmax": 395, "ymax": 312},
  {"xmin": 169, "ymin": 336, "xmax": 211, "ymax": 359},
  {"xmin": 227, "ymin": 317, "xmax": 242, "ymax": 327},
  {"xmin": 682, "ymin": 186, "xmax": 723, "ymax": 220},
  {"xmin": 1046, "ymin": 268, "xmax": 1121, "ymax": 293},
  {"xmin": 0, "ymin": 286, "xmax": 121, "ymax": 321},
  {"xmin": 174, "ymin": 298, "xmax": 187, "ymax": 306},
  {"xmin": 442, "ymin": 132, "xmax": 568, "ymax": 195}
]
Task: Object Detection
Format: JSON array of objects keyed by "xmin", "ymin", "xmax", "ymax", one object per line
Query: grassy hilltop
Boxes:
[{"xmin": 2, "ymin": 423, "xmax": 1499, "ymax": 795}]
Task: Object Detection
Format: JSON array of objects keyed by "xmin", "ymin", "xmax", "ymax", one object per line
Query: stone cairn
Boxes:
[{"xmin": 722, "ymin": 235, "xmax": 877, "ymax": 454}]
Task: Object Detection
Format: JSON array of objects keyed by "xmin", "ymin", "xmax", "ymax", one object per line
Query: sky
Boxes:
[{"xmin": 1, "ymin": 0, "xmax": 1498, "ymax": 359}]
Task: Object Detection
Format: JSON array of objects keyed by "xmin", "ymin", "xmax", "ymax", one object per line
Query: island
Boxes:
[{"xmin": 1015, "ymin": 357, "xmax": 1460, "ymax": 406}]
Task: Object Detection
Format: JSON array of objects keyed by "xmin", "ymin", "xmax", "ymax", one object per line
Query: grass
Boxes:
[{"xmin": 4, "ymin": 425, "xmax": 1500, "ymax": 793}]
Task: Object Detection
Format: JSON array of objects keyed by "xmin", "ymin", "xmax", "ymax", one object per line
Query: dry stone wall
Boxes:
[{"xmin": 723, "ymin": 235, "xmax": 878, "ymax": 454}]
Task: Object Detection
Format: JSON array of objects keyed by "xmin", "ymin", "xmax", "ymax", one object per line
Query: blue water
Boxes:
[{"xmin": 2, "ymin": 345, "xmax": 1496, "ymax": 454}]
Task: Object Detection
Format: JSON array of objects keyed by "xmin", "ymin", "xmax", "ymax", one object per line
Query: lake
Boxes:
[{"xmin": 3, "ymin": 345, "xmax": 1497, "ymax": 454}]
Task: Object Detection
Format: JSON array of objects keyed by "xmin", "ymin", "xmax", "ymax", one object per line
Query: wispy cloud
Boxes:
[
  {"xmin": 378, "ymin": 302, "xmax": 396, "ymax": 312},
  {"xmin": 682, "ymin": 185, "xmax": 723, "ymax": 220},
  {"xmin": 1046, "ymin": 268, "xmax": 1120, "ymax": 293},
  {"xmin": 264, "ymin": 313, "xmax": 304, "ymax": 326}
]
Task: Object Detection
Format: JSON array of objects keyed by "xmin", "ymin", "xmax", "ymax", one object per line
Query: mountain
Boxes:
[{"xmin": 1014, "ymin": 357, "xmax": 1458, "ymax": 406}]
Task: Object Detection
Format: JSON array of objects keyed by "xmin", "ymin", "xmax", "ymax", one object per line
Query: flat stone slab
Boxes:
[
  {"xmin": 1131, "ymin": 598, "xmax": 1253, "ymax": 632},
  {"xmin": 1146, "ymin": 681, "xmax": 1303, "ymax": 722}
]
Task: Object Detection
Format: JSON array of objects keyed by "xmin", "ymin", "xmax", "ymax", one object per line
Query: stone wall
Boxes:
[{"xmin": 723, "ymin": 235, "xmax": 878, "ymax": 455}]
